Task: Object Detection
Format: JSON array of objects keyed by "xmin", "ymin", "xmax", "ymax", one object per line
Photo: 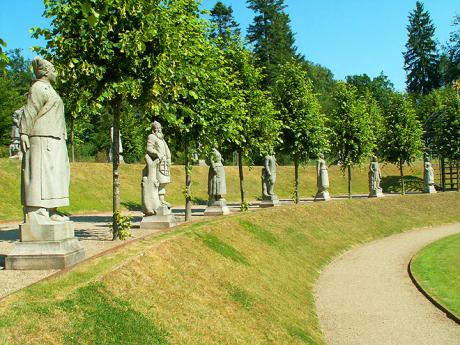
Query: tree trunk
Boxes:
[
  {"xmin": 399, "ymin": 157, "xmax": 405, "ymax": 195},
  {"xmin": 184, "ymin": 142, "xmax": 192, "ymax": 222},
  {"xmin": 238, "ymin": 149, "xmax": 245, "ymax": 207},
  {"xmin": 111, "ymin": 96, "xmax": 122, "ymax": 240},
  {"xmin": 294, "ymin": 158, "xmax": 299, "ymax": 204},
  {"xmin": 70, "ymin": 116, "xmax": 75, "ymax": 163},
  {"xmin": 347, "ymin": 164, "xmax": 352, "ymax": 199}
]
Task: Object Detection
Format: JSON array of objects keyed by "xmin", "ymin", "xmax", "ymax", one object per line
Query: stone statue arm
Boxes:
[
  {"xmin": 264, "ymin": 157, "xmax": 271, "ymax": 176},
  {"xmin": 20, "ymin": 83, "xmax": 47, "ymax": 151},
  {"xmin": 146, "ymin": 136, "xmax": 160, "ymax": 160},
  {"xmin": 165, "ymin": 142, "xmax": 171, "ymax": 164},
  {"xmin": 210, "ymin": 155, "xmax": 217, "ymax": 172}
]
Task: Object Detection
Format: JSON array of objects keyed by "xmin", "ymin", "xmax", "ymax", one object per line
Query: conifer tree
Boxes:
[
  {"xmin": 247, "ymin": 0, "xmax": 296, "ymax": 86},
  {"xmin": 403, "ymin": 1, "xmax": 440, "ymax": 95},
  {"xmin": 443, "ymin": 14, "xmax": 460, "ymax": 84},
  {"xmin": 210, "ymin": 1, "xmax": 240, "ymax": 42}
]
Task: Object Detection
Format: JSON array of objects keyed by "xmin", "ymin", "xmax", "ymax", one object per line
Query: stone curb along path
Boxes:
[
  {"xmin": 315, "ymin": 223, "xmax": 460, "ymax": 345},
  {"xmin": 408, "ymin": 255, "xmax": 460, "ymax": 325}
]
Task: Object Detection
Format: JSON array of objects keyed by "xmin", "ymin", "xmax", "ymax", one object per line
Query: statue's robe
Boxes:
[{"xmin": 20, "ymin": 80, "xmax": 70, "ymax": 208}]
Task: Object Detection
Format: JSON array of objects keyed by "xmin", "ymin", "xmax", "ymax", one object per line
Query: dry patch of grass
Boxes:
[{"xmin": 0, "ymin": 193, "xmax": 459, "ymax": 344}]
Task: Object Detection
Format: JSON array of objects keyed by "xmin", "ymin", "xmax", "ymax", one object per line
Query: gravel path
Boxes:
[{"xmin": 315, "ymin": 223, "xmax": 460, "ymax": 345}]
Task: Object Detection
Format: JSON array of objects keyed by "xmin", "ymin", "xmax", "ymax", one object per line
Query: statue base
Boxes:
[
  {"xmin": 424, "ymin": 185, "xmax": 437, "ymax": 194},
  {"xmin": 140, "ymin": 205, "xmax": 177, "ymax": 230},
  {"xmin": 5, "ymin": 218, "xmax": 85, "ymax": 270},
  {"xmin": 260, "ymin": 195, "xmax": 280, "ymax": 208},
  {"xmin": 204, "ymin": 199, "xmax": 231, "ymax": 216},
  {"xmin": 314, "ymin": 191, "xmax": 331, "ymax": 202},
  {"xmin": 369, "ymin": 188, "xmax": 384, "ymax": 198}
]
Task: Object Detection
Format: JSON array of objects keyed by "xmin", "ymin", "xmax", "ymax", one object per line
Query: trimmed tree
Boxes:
[
  {"xmin": 329, "ymin": 82, "xmax": 380, "ymax": 198},
  {"xmin": 432, "ymin": 87, "xmax": 460, "ymax": 162},
  {"xmin": 222, "ymin": 40, "xmax": 282, "ymax": 208},
  {"xmin": 380, "ymin": 93, "xmax": 424, "ymax": 194},
  {"xmin": 32, "ymin": 0, "xmax": 216, "ymax": 236},
  {"xmin": 147, "ymin": 1, "xmax": 242, "ymax": 221},
  {"xmin": 272, "ymin": 60, "xmax": 329, "ymax": 203}
]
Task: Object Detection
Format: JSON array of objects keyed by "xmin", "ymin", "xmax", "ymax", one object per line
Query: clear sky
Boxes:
[{"xmin": 1, "ymin": 1, "xmax": 458, "ymax": 91}]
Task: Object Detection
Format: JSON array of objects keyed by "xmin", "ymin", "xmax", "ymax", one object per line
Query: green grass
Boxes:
[
  {"xmin": 0, "ymin": 193, "xmax": 459, "ymax": 344},
  {"xmin": 411, "ymin": 233, "xmax": 460, "ymax": 319},
  {"xmin": 0, "ymin": 158, "xmax": 428, "ymax": 221}
]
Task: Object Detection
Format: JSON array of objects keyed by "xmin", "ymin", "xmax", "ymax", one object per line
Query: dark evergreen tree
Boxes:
[
  {"xmin": 247, "ymin": 0, "xmax": 297, "ymax": 86},
  {"xmin": 403, "ymin": 1, "xmax": 440, "ymax": 95},
  {"xmin": 442, "ymin": 14, "xmax": 460, "ymax": 84},
  {"xmin": 210, "ymin": 1, "xmax": 240, "ymax": 42}
]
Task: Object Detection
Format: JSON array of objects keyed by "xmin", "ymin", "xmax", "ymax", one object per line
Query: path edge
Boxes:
[{"xmin": 408, "ymin": 255, "xmax": 460, "ymax": 325}]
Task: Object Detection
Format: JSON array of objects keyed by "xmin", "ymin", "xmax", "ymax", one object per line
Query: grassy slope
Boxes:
[
  {"xmin": 0, "ymin": 194, "xmax": 459, "ymax": 345},
  {"xmin": 411, "ymin": 233, "xmax": 460, "ymax": 319},
  {"xmin": 0, "ymin": 158, "xmax": 427, "ymax": 221}
]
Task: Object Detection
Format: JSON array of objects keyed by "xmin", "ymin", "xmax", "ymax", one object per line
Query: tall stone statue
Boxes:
[
  {"xmin": 368, "ymin": 156, "xmax": 384, "ymax": 197},
  {"xmin": 423, "ymin": 157, "xmax": 436, "ymax": 194},
  {"xmin": 140, "ymin": 121, "xmax": 176, "ymax": 229},
  {"xmin": 205, "ymin": 148, "xmax": 230, "ymax": 216},
  {"xmin": 9, "ymin": 107, "xmax": 23, "ymax": 159},
  {"xmin": 6, "ymin": 57, "xmax": 85, "ymax": 270},
  {"xmin": 314, "ymin": 154, "xmax": 331, "ymax": 201},
  {"xmin": 260, "ymin": 150, "xmax": 279, "ymax": 207}
]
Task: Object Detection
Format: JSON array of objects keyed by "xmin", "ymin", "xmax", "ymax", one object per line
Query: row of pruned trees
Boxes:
[{"xmin": 9, "ymin": 0, "xmax": 459, "ymax": 236}]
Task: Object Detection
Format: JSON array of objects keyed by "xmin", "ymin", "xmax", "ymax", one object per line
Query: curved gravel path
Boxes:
[{"xmin": 315, "ymin": 223, "xmax": 460, "ymax": 345}]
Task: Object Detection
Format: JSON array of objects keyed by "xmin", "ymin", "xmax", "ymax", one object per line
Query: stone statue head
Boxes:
[
  {"xmin": 32, "ymin": 57, "xmax": 56, "ymax": 83},
  {"xmin": 152, "ymin": 121, "xmax": 164, "ymax": 139},
  {"xmin": 372, "ymin": 156, "xmax": 377, "ymax": 162},
  {"xmin": 319, "ymin": 153, "xmax": 324, "ymax": 159},
  {"xmin": 424, "ymin": 156, "xmax": 430, "ymax": 162}
]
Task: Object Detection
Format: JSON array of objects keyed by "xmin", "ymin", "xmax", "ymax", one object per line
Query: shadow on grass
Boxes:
[
  {"xmin": 121, "ymin": 201, "xmax": 142, "ymax": 211},
  {"xmin": 191, "ymin": 197, "xmax": 208, "ymax": 205},
  {"xmin": 0, "ymin": 228, "xmax": 19, "ymax": 242},
  {"xmin": 382, "ymin": 175, "xmax": 424, "ymax": 193}
]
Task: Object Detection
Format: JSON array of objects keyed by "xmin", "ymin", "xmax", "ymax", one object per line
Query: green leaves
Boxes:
[
  {"xmin": 329, "ymin": 82, "xmax": 379, "ymax": 169},
  {"xmin": 381, "ymin": 92, "xmax": 423, "ymax": 165},
  {"xmin": 272, "ymin": 59, "xmax": 329, "ymax": 163}
]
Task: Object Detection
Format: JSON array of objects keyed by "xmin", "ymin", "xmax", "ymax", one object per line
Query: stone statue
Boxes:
[
  {"xmin": 142, "ymin": 121, "xmax": 171, "ymax": 215},
  {"xmin": 368, "ymin": 156, "xmax": 384, "ymax": 197},
  {"xmin": 6, "ymin": 57, "xmax": 85, "ymax": 270},
  {"xmin": 20, "ymin": 57, "xmax": 70, "ymax": 222},
  {"xmin": 314, "ymin": 154, "xmax": 331, "ymax": 201},
  {"xmin": 9, "ymin": 107, "xmax": 23, "ymax": 159},
  {"xmin": 260, "ymin": 150, "xmax": 279, "ymax": 207},
  {"xmin": 140, "ymin": 121, "xmax": 176, "ymax": 229},
  {"xmin": 423, "ymin": 157, "xmax": 436, "ymax": 194},
  {"xmin": 205, "ymin": 148, "xmax": 230, "ymax": 216}
]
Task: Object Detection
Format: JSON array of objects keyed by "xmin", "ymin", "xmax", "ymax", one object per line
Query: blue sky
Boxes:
[{"xmin": 1, "ymin": 1, "xmax": 458, "ymax": 90}]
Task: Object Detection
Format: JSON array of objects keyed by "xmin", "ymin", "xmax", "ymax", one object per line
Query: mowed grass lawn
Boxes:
[
  {"xmin": 0, "ymin": 194, "xmax": 459, "ymax": 344},
  {"xmin": 0, "ymin": 158, "xmax": 429, "ymax": 221},
  {"xmin": 411, "ymin": 233, "xmax": 460, "ymax": 319}
]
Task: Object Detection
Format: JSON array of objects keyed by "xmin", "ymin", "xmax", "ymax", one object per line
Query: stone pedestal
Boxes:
[
  {"xmin": 369, "ymin": 188, "xmax": 384, "ymax": 198},
  {"xmin": 424, "ymin": 185, "xmax": 437, "ymax": 194},
  {"xmin": 5, "ymin": 215, "xmax": 85, "ymax": 270},
  {"xmin": 260, "ymin": 195, "xmax": 280, "ymax": 208},
  {"xmin": 314, "ymin": 191, "xmax": 331, "ymax": 202},
  {"xmin": 140, "ymin": 205, "xmax": 177, "ymax": 230},
  {"xmin": 204, "ymin": 199, "xmax": 231, "ymax": 216}
]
